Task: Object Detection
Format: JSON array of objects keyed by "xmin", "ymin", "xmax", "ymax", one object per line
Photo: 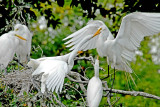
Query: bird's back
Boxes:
[
  {"xmin": 87, "ymin": 76, "xmax": 103, "ymax": 107},
  {"xmin": 15, "ymin": 25, "xmax": 32, "ymax": 64},
  {"xmin": 0, "ymin": 32, "xmax": 19, "ymax": 69}
]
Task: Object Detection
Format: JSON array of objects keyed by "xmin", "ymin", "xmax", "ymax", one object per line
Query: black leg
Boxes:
[
  {"xmin": 109, "ymin": 67, "xmax": 116, "ymax": 98},
  {"xmin": 102, "ymin": 65, "xmax": 110, "ymax": 80},
  {"xmin": 106, "ymin": 67, "xmax": 116, "ymax": 98}
]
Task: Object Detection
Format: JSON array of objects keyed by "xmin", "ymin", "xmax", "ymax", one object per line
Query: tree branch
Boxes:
[
  {"xmin": 104, "ymin": 88, "xmax": 160, "ymax": 100},
  {"xmin": 74, "ymin": 56, "xmax": 105, "ymax": 71}
]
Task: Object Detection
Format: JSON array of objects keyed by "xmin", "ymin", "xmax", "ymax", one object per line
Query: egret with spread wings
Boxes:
[
  {"xmin": 64, "ymin": 12, "xmax": 160, "ymax": 73},
  {"xmin": 29, "ymin": 34, "xmax": 95, "ymax": 94}
]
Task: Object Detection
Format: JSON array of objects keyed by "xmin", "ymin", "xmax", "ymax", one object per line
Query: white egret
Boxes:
[
  {"xmin": 63, "ymin": 12, "xmax": 160, "ymax": 73},
  {"xmin": 14, "ymin": 24, "xmax": 32, "ymax": 64},
  {"xmin": 29, "ymin": 34, "xmax": 95, "ymax": 94},
  {"xmin": 87, "ymin": 56, "xmax": 103, "ymax": 107},
  {"xmin": 0, "ymin": 31, "xmax": 27, "ymax": 70}
]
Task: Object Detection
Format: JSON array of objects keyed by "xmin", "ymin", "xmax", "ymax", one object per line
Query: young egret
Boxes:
[
  {"xmin": 30, "ymin": 35, "xmax": 95, "ymax": 94},
  {"xmin": 64, "ymin": 12, "xmax": 160, "ymax": 73},
  {"xmin": 0, "ymin": 31, "xmax": 26, "ymax": 70},
  {"xmin": 14, "ymin": 24, "xmax": 32, "ymax": 64},
  {"xmin": 87, "ymin": 56, "xmax": 103, "ymax": 107}
]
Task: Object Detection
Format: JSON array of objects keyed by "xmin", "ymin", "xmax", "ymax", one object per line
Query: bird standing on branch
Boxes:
[{"xmin": 64, "ymin": 12, "xmax": 160, "ymax": 74}]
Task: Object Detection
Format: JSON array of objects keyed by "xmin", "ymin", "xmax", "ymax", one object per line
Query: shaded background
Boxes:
[{"xmin": 0, "ymin": 0, "xmax": 160, "ymax": 106}]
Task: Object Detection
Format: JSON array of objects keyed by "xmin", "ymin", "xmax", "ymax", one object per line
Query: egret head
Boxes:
[{"xmin": 14, "ymin": 24, "xmax": 24, "ymax": 32}]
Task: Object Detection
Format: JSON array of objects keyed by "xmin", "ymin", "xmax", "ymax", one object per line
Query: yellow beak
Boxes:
[
  {"xmin": 93, "ymin": 28, "xmax": 102, "ymax": 38},
  {"xmin": 15, "ymin": 34, "xmax": 27, "ymax": 41},
  {"xmin": 97, "ymin": 55, "xmax": 99, "ymax": 60},
  {"xmin": 77, "ymin": 51, "xmax": 83, "ymax": 54}
]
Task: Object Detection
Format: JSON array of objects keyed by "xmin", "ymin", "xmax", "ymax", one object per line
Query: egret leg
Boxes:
[
  {"xmin": 109, "ymin": 67, "xmax": 116, "ymax": 98},
  {"xmin": 106, "ymin": 67, "xmax": 116, "ymax": 98},
  {"xmin": 102, "ymin": 65, "xmax": 110, "ymax": 80}
]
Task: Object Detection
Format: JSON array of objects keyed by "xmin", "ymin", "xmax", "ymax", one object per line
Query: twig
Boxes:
[
  {"xmin": 104, "ymin": 88, "xmax": 160, "ymax": 100},
  {"xmin": 66, "ymin": 75, "xmax": 88, "ymax": 84},
  {"xmin": 112, "ymin": 97, "xmax": 120, "ymax": 106},
  {"xmin": 74, "ymin": 56, "xmax": 105, "ymax": 71}
]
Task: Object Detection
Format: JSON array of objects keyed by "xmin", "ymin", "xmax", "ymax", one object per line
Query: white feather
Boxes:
[
  {"xmin": 87, "ymin": 59, "xmax": 103, "ymax": 107},
  {"xmin": 0, "ymin": 31, "xmax": 21, "ymax": 70},
  {"xmin": 14, "ymin": 24, "xmax": 32, "ymax": 64},
  {"xmin": 64, "ymin": 12, "xmax": 160, "ymax": 73}
]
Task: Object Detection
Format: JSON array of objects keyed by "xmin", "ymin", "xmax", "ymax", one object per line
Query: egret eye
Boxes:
[{"xmin": 15, "ymin": 28, "xmax": 19, "ymax": 31}]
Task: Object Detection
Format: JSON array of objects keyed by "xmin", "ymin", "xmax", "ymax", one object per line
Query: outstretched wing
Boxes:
[
  {"xmin": 63, "ymin": 20, "xmax": 111, "ymax": 51},
  {"xmin": 115, "ymin": 12, "xmax": 160, "ymax": 62},
  {"xmin": 32, "ymin": 59, "xmax": 68, "ymax": 93},
  {"xmin": 45, "ymin": 60, "xmax": 68, "ymax": 93}
]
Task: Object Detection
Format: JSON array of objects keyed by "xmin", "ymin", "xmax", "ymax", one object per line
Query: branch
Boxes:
[
  {"xmin": 74, "ymin": 56, "xmax": 105, "ymax": 71},
  {"xmin": 104, "ymin": 88, "xmax": 160, "ymax": 100},
  {"xmin": 66, "ymin": 75, "xmax": 88, "ymax": 84}
]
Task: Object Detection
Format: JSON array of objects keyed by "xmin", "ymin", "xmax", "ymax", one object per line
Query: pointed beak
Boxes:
[
  {"xmin": 77, "ymin": 51, "xmax": 83, "ymax": 54},
  {"xmin": 15, "ymin": 34, "xmax": 27, "ymax": 41},
  {"xmin": 97, "ymin": 55, "xmax": 99, "ymax": 60},
  {"xmin": 92, "ymin": 27, "xmax": 102, "ymax": 38}
]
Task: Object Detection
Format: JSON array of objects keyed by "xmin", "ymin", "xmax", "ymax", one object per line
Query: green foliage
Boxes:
[{"xmin": 0, "ymin": 0, "xmax": 160, "ymax": 106}]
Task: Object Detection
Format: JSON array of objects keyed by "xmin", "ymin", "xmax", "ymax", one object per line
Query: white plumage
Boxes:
[
  {"xmin": 0, "ymin": 31, "xmax": 27, "ymax": 70},
  {"xmin": 14, "ymin": 24, "xmax": 32, "ymax": 64},
  {"xmin": 64, "ymin": 12, "xmax": 160, "ymax": 73},
  {"xmin": 29, "ymin": 34, "xmax": 96, "ymax": 93},
  {"xmin": 28, "ymin": 54, "xmax": 70, "ymax": 93},
  {"xmin": 87, "ymin": 58, "xmax": 103, "ymax": 107}
]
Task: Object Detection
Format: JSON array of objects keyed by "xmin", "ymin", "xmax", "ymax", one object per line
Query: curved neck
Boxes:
[
  {"xmin": 95, "ymin": 68, "xmax": 99, "ymax": 77},
  {"xmin": 68, "ymin": 35, "xmax": 93, "ymax": 69},
  {"xmin": 96, "ymin": 35, "xmax": 106, "ymax": 57},
  {"xmin": 94, "ymin": 59, "xmax": 99, "ymax": 77}
]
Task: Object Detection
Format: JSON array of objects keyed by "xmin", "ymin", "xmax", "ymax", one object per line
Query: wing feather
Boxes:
[
  {"xmin": 63, "ymin": 20, "xmax": 110, "ymax": 51},
  {"xmin": 45, "ymin": 60, "xmax": 67, "ymax": 93},
  {"xmin": 32, "ymin": 59, "xmax": 68, "ymax": 93},
  {"xmin": 115, "ymin": 12, "xmax": 160, "ymax": 63}
]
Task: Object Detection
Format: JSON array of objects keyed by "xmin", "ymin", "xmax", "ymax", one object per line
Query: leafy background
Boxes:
[{"xmin": 0, "ymin": 0, "xmax": 160, "ymax": 106}]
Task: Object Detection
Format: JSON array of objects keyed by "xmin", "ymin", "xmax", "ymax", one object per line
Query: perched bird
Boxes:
[
  {"xmin": 87, "ymin": 56, "xmax": 103, "ymax": 107},
  {"xmin": 0, "ymin": 31, "xmax": 26, "ymax": 70},
  {"xmin": 29, "ymin": 34, "xmax": 96, "ymax": 94},
  {"xmin": 63, "ymin": 12, "xmax": 160, "ymax": 73},
  {"xmin": 14, "ymin": 24, "xmax": 32, "ymax": 64}
]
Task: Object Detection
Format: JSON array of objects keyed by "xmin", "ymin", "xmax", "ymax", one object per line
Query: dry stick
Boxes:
[
  {"xmin": 74, "ymin": 56, "xmax": 105, "ymax": 71},
  {"xmin": 66, "ymin": 75, "xmax": 88, "ymax": 84},
  {"xmin": 67, "ymin": 75, "xmax": 160, "ymax": 101},
  {"xmin": 67, "ymin": 71, "xmax": 88, "ymax": 93},
  {"xmin": 104, "ymin": 88, "xmax": 160, "ymax": 100}
]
